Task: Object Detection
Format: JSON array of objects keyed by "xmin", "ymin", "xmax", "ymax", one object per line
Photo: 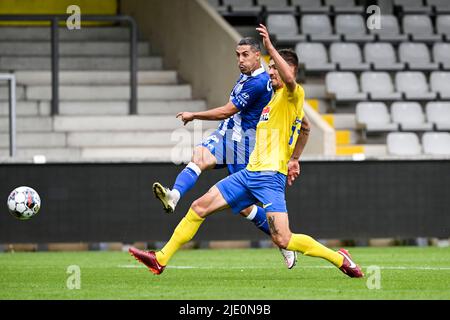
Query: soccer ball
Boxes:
[{"xmin": 7, "ymin": 186, "xmax": 41, "ymax": 220}]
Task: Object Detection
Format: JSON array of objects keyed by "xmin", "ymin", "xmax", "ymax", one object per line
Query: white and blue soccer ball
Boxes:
[{"xmin": 7, "ymin": 186, "xmax": 41, "ymax": 220}]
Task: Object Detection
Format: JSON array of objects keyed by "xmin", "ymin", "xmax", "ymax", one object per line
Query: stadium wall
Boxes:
[
  {"xmin": 120, "ymin": 0, "xmax": 241, "ymax": 108},
  {"xmin": 0, "ymin": 161, "xmax": 448, "ymax": 244}
]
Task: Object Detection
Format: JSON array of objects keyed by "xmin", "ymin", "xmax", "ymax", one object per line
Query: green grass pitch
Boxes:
[{"xmin": 0, "ymin": 247, "xmax": 449, "ymax": 299}]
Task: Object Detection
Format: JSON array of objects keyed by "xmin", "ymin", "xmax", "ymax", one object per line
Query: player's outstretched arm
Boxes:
[
  {"xmin": 287, "ymin": 116, "xmax": 311, "ymax": 186},
  {"xmin": 256, "ymin": 24, "xmax": 297, "ymax": 92},
  {"xmin": 176, "ymin": 101, "xmax": 239, "ymax": 125}
]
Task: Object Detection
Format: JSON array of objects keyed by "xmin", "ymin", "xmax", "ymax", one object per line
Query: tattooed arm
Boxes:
[{"xmin": 287, "ymin": 116, "xmax": 311, "ymax": 186}]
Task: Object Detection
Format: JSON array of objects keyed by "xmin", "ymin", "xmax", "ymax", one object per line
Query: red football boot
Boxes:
[
  {"xmin": 129, "ymin": 247, "xmax": 165, "ymax": 275},
  {"xmin": 337, "ymin": 248, "xmax": 364, "ymax": 278}
]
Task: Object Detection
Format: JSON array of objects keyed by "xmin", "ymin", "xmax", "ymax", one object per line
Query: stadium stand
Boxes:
[
  {"xmin": 0, "ymin": 26, "xmax": 211, "ymax": 161},
  {"xmin": 2, "ymin": 0, "xmax": 449, "ymax": 160}
]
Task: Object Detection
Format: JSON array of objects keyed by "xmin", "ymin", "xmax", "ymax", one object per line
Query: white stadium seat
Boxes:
[
  {"xmin": 432, "ymin": 43, "xmax": 450, "ymax": 70},
  {"xmin": 335, "ymin": 14, "xmax": 375, "ymax": 42},
  {"xmin": 292, "ymin": 0, "xmax": 330, "ymax": 13},
  {"xmin": 370, "ymin": 15, "xmax": 408, "ymax": 42},
  {"xmin": 360, "ymin": 72, "xmax": 402, "ymax": 100},
  {"xmin": 430, "ymin": 72, "xmax": 450, "ymax": 99},
  {"xmin": 356, "ymin": 102, "xmax": 399, "ymax": 132},
  {"xmin": 258, "ymin": 0, "xmax": 295, "ymax": 13},
  {"xmin": 301, "ymin": 14, "xmax": 341, "ymax": 42},
  {"xmin": 326, "ymin": 72, "xmax": 368, "ymax": 101},
  {"xmin": 398, "ymin": 42, "xmax": 439, "ymax": 71},
  {"xmin": 296, "ymin": 43, "xmax": 336, "ymax": 72},
  {"xmin": 395, "ymin": 72, "xmax": 437, "ymax": 100},
  {"xmin": 422, "ymin": 132, "xmax": 450, "ymax": 155},
  {"xmin": 364, "ymin": 43, "xmax": 405, "ymax": 71},
  {"xmin": 267, "ymin": 14, "xmax": 306, "ymax": 44},
  {"xmin": 403, "ymin": 15, "xmax": 442, "ymax": 42},
  {"xmin": 426, "ymin": 102, "xmax": 450, "ymax": 130},
  {"xmin": 391, "ymin": 102, "xmax": 433, "ymax": 131},
  {"xmin": 325, "ymin": 0, "xmax": 363, "ymax": 13},
  {"xmin": 387, "ymin": 132, "xmax": 422, "ymax": 156},
  {"xmin": 330, "ymin": 43, "xmax": 370, "ymax": 71}
]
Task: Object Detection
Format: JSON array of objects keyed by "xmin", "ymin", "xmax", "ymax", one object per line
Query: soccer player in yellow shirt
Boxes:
[{"xmin": 129, "ymin": 24, "xmax": 363, "ymax": 278}]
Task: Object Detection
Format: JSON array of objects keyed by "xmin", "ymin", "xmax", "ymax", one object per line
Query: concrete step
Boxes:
[
  {"xmin": 324, "ymin": 113, "xmax": 357, "ymax": 130},
  {"xmin": 81, "ymin": 147, "xmax": 192, "ymax": 162},
  {"xmin": 0, "ymin": 147, "xmax": 81, "ymax": 159},
  {"xmin": 0, "ymin": 56, "xmax": 162, "ymax": 71},
  {"xmin": 0, "ymin": 41, "xmax": 150, "ymax": 56},
  {"xmin": 0, "ymin": 116, "xmax": 53, "ymax": 132},
  {"xmin": 29, "ymin": 100, "xmax": 206, "ymax": 116},
  {"xmin": 0, "ymin": 101, "xmax": 40, "ymax": 116},
  {"xmin": 25, "ymin": 85, "xmax": 192, "ymax": 100},
  {"xmin": 364, "ymin": 144, "xmax": 388, "ymax": 156},
  {"xmin": 138, "ymin": 100, "xmax": 207, "ymax": 115},
  {"xmin": 14, "ymin": 71, "xmax": 178, "ymax": 85},
  {"xmin": 0, "ymin": 85, "xmax": 26, "ymax": 100},
  {"xmin": 54, "ymin": 116, "xmax": 218, "ymax": 132},
  {"xmin": 0, "ymin": 132, "xmax": 66, "ymax": 148},
  {"xmin": 0, "ymin": 27, "xmax": 135, "ymax": 41},
  {"xmin": 67, "ymin": 131, "xmax": 213, "ymax": 148}
]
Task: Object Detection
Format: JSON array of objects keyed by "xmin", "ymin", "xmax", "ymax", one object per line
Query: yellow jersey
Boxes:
[{"xmin": 247, "ymin": 84, "xmax": 305, "ymax": 175}]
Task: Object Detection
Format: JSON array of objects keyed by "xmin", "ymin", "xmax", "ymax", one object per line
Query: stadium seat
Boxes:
[
  {"xmin": 223, "ymin": 0, "xmax": 261, "ymax": 14},
  {"xmin": 335, "ymin": 15, "xmax": 375, "ymax": 42},
  {"xmin": 402, "ymin": 15, "xmax": 443, "ymax": 42},
  {"xmin": 356, "ymin": 102, "xmax": 399, "ymax": 132},
  {"xmin": 324, "ymin": 0, "xmax": 363, "ymax": 13},
  {"xmin": 258, "ymin": 0, "xmax": 295, "ymax": 13},
  {"xmin": 370, "ymin": 15, "xmax": 408, "ymax": 42},
  {"xmin": 292, "ymin": 0, "xmax": 329, "ymax": 13},
  {"xmin": 395, "ymin": 72, "xmax": 437, "ymax": 100},
  {"xmin": 330, "ymin": 43, "xmax": 370, "ymax": 71},
  {"xmin": 301, "ymin": 14, "xmax": 341, "ymax": 42},
  {"xmin": 432, "ymin": 43, "xmax": 450, "ymax": 70},
  {"xmin": 326, "ymin": 72, "xmax": 367, "ymax": 101},
  {"xmin": 364, "ymin": 43, "xmax": 405, "ymax": 71},
  {"xmin": 360, "ymin": 72, "xmax": 402, "ymax": 100},
  {"xmin": 295, "ymin": 43, "xmax": 336, "ymax": 72},
  {"xmin": 426, "ymin": 102, "xmax": 450, "ymax": 130},
  {"xmin": 427, "ymin": 0, "xmax": 450, "ymax": 13},
  {"xmin": 387, "ymin": 132, "xmax": 422, "ymax": 156},
  {"xmin": 398, "ymin": 42, "xmax": 439, "ymax": 71},
  {"xmin": 393, "ymin": 0, "xmax": 432, "ymax": 13},
  {"xmin": 430, "ymin": 72, "xmax": 450, "ymax": 99},
  {"xmin": 207, "ymin": 0, "xmax": 228, "ymax": 13},
  {"xmin": 436, "ymin": 15, "xmax": 450, "ymax": 40},
  {"xmin": 391, "ymin": 102, "xmax": 433, "ymax": 131},
  {"xmin": 267, "ymin": 14, "xmax": 306, "ymax": 45},
  {"xmin": 422, "ymin": 132, "xmax": 450, "ymax": 155}
]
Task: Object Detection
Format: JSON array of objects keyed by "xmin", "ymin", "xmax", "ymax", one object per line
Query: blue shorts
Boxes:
[
  {"xmin": 216, "ymin": 169, "xmax": 287, "ymax": 214},
  {"xmin": 201, "ymin": 130, "xmax": 252, "ymax": 175}
]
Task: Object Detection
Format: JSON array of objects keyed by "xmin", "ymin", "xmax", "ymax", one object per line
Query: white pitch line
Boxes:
[{"xmin": 118, "ymin": 264, "xmax": 450, "ymax": 271}]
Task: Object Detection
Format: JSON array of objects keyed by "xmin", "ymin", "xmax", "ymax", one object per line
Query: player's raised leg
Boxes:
[
  {"xmin": 153, "ymin": 145, "xmax": 217, "ymax": 213},
  {"xmin": 266, "ymin": 212, "xmax": 364, "ymax": 278},
  {"xmin": 130, "ymin": 184, "xmax": 228, "ymax": 274},
  {"xmin": 240, "ymin": 205, "xmax": 297, "ymax": 269}
]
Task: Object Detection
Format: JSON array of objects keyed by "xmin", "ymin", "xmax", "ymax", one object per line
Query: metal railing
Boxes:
[
  {"xmin": 0, "ymin": 15, "xmax": 138, "ymax": 115},
  {"xmin": 0, "ymin": 73, "xmax": 16, "ymax": 157}
]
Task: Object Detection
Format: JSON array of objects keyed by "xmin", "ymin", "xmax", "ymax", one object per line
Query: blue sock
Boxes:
[
  {"xmin": 247, "ymin": 206, "xmax": 270, "ymax": 236},
  {"xmin": 172, "ymin": 162, "xmax": 201, "ymax": 198}
]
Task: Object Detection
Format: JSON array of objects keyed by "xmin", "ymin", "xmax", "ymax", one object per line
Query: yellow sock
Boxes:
[
  {"xmin": 155, "ymin": 208, "xmax": 204, "ymax": 266},
  {"xmin": 287, "ymin": 234, "xmax": 344, "ymax": 267}
]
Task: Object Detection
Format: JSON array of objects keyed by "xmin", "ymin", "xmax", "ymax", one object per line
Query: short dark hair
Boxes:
[
  {"xmin": 238, "ymin": 37, "xmax": 261, "ymax": 52},
  {"xmin": 278, "ymin": 48, "xmax": 299, "ymax": 68}
]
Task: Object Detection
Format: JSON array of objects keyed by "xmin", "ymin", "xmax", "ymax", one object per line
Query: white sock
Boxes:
[
  {"xmin": 246, "ymin": 205, "xmax": 258, "ymax": 221},
  {"xmin": 170, "ymin": 189, "xmax": 181, "ymax": 206}
]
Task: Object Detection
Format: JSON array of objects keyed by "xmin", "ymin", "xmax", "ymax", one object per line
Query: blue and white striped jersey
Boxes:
[{"xmin": 218, "ymin": 66, "xmax": 273, "ymax": 142}]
